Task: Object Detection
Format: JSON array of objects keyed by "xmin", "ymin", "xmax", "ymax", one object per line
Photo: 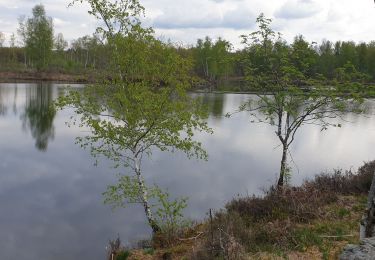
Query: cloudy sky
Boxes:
[{"xmin": 0, "ymin": 0, "xmax": 373, "ymax": 49}]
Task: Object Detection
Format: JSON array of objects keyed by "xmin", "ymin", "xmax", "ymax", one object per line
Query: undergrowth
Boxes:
[
  {"xmin": 122, "ymin": 161, "xmax": 375, "ymax": 259},
  {"xmin": 190, "ymin": 161, "xmax": 374, "ymax": 259}
]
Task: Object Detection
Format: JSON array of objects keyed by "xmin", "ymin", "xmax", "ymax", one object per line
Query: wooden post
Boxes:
[{"xmin": 360, "ymin": 170, "xmax": 375, "ymax": 239}]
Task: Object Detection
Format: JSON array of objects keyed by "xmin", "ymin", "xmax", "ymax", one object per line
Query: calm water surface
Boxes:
[{"xmin": 1, "ymin": 82, "xmax": 375, "ymax": 259}]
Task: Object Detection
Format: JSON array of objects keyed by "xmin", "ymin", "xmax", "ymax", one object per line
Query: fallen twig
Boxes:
[
  {"xmin": 178, "ymin": 232, "xmax": 204, "ymax": 241},
  {"xmin": 319, "ymin": 234, "xmax": 354, "ymax": 238}
]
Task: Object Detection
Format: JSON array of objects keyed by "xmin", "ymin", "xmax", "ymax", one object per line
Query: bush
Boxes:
[
  {"xmin": 226, "ymin": 184, "xmax": 337, "ymax": 224},
  {"xmin": 307, "ymin": 161, "xmax": 375, "ymax": 195},
  {"xmin": 151, "ymin": 186, "xmax": 192, "ymax": 248}
]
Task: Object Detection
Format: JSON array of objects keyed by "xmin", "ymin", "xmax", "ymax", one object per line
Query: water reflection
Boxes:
[
  {"xmin": 0, "ymin": 84, "xmax": 16, "ymax": 116},
  {"xmin": 0, "ymin": 88, "xmax": 7, "ymax": 115},
  {"xmin": 200, "ymin": 93, "xmax": 226, "ymax": 118},
  {"xmin": 13, "ymin": 85, "xmax": 18, "ymax": 115},
  {"xmin": 21, "ymin": 83, "xmax": 56, "ymax": 151}
]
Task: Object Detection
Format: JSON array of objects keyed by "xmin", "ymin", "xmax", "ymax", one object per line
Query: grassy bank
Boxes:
[{"xmin": 110, "ymin": 161, "xmax": 375, "ymax": 260}]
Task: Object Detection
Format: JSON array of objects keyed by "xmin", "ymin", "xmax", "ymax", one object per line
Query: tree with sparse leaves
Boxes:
[{"xmin": 232, "ymin": 13, "xmax": 364, "ymax": 187}]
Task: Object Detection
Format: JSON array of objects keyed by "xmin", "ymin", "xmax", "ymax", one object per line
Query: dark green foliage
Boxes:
[{"xmin": 291, "ymin": 35, "xmax": 318, "ymax": 78}]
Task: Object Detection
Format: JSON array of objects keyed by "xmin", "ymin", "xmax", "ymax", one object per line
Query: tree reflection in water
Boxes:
[
  {"xmin": 0, "ymin": 86, "xmax": 8, "ymax": 116},
  {"xmin": 202, "ymin": 93, "xmax": 225, "ymax": 119},
  {"xmin": 22, "ymin": 83, "xmax": 56, "ymax": 151}
]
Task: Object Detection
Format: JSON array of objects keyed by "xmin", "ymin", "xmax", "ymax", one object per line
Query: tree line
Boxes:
[{"xmin": 1, "ymin": 4, "xmax": 375, "ymax": 86}]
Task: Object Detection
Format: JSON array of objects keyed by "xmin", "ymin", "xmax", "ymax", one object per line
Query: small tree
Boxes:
[
  {"xmin": 0, "ymin": 32, "xmax": 5, "ymax": 47},
  {"xmin": 54, "ymin": 33, "xmax": 68, "ymax": 52},
  {"xmin": 24, "ymin": 5, "xmax": 54, "ymax": 70},
  {"xmin": 233, "ymin": 14, "xmax": 363, "ymax": 187},
  {"xmin": 58, "ymin": 0, "xmax": 211, "ymax": 233},
  {"xmin": 17, "ymin": 16, "xmax": 28, "ymax": 66},
  {"xmin": 9, "ymin": 33, "xmax": 16, "ymax": 48}
]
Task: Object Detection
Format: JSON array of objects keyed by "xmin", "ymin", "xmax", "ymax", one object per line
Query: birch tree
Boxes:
[
  {"xmin": 232, "ymin": 14, "xmax": 364, "ymax": 187},
  {"xmin": 54, "ymin": 33, "xmax": 68, "ymax": 52},
  {"xmin": 57, "ymin": 0, "xmax": 211, "ymax": 233},
  {"xmin": 0, "ymin": 32, "xmax": 5, "ymax": 47},
  {"xmin": 17, "ymin": 16, "xmax": 28, "ymax": 66},
  {"xmin": 20, "ymin": 5, "xmax": 54, "ymax": 70},
  {"xmin": 9, "ymin": 33, "xmax": 16, "ymax": 48}
]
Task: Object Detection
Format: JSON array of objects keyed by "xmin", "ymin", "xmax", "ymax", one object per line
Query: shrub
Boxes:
[
  {"xmin": 151, "ymin": 186, "xmax": 192, "ymax": 248},
  {"xmin": 307, "ymin": 161, "xmax": 375, "ymax": 195}
]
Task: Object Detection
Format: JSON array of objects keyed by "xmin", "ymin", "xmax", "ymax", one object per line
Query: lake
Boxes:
[{"xmin": 1, "ymin": 82, "xmax": 375, "ymax": 259}]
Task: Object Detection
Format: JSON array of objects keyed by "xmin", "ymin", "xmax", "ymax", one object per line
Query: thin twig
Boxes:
[
  {"xmin": 178, "ymin": 232, "xmax": 204, "ymax": 241},
  {"xmin": 319, "ymin": 234, "xmax": 354, "ymax": 238}
]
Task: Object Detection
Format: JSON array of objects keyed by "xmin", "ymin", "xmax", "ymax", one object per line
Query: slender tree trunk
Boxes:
[
  {"xmin": 43, "ymin": 46, "xmax": 45, "ymax": 68},
  {"xmin": 133, "ymin": 154, "xmax": 160, "ymax": 233},
  {"xmin": 85, "ymin": 50, "xmax": 89, "ymax": 69},
  {"xmin": 278, "ymin": 143, "xmax": 288, "ymax": 187},
  {"xmin": 205, "ymin": 58, "xmax": 209, "ymax": 78}
]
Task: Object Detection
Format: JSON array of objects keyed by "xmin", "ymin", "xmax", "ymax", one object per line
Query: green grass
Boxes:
[
  {"xmin": 143, "ymin": 247, "xmax": 155, "ymax": 255},
  {"xmin": 115, "ymin": 250, "xmax": 131, "ymax": 260}
]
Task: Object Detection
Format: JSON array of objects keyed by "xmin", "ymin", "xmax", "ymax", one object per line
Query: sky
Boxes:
[{"xmin": 0, "ymin": 0, "xmax": 374, "ymax": 49}]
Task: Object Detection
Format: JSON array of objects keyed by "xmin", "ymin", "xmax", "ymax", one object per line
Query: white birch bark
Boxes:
[{"xmin": 133, "ymin": 152, "xmax": 160, "ymax": 233}]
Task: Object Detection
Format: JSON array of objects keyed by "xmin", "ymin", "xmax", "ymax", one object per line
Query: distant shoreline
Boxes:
[{"xmin": 0, "ymin": 71, "xmax": 93, "ymax": 84}]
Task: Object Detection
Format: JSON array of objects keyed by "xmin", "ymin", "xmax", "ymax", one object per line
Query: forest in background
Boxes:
[{"xmin": 0, "ymin": 4, "xmax": 375, "ymax": 88}]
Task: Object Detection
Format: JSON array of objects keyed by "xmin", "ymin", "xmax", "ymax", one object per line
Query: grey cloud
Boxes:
[
  {"xmin": 210, "ymin": 0, "xmax": 244, "ymax": 2},
  {"xmin": 275, "ymin": 0, "xmax": 322, "ymax": 20},
  {"xmin": 221, "ymin": 7, "xmax": 256, "ymax": 29},
  {"xmin": 0, "ymin": 0, "xmax": 373, "ymax": 53},
  {"xmin": 0, "ymin": 2, "xmax": 97, "ymax": 43},
  {"xmin": 153, "ymin": 6, "xmax": 255, "ymax": 29}
]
